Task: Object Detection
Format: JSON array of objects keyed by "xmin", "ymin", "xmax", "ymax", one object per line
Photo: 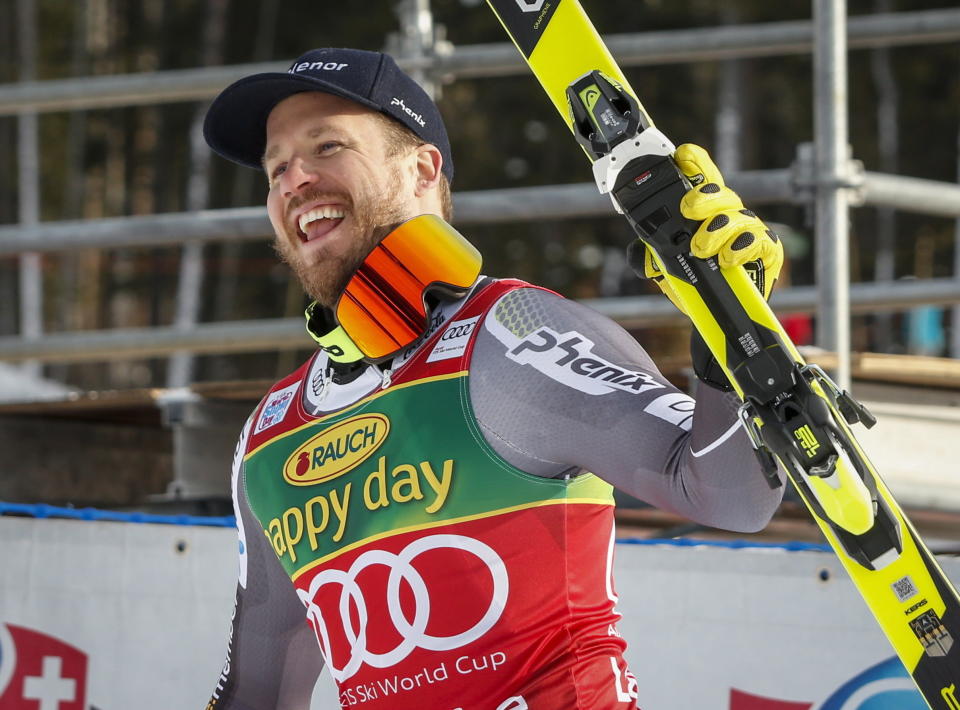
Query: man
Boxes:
[{"xmin": 202, "ymin": 48, "xmax": 785, "ymax": 710}]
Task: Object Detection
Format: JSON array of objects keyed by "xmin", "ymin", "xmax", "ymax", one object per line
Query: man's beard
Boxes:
[{"xmin": 274, "ymin": 167, "xmax": 407, "ymax": 308}]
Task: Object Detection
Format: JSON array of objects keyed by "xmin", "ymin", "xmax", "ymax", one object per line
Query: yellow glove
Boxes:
[{"xmin": 640, "ymin": 143, "xmax": 784, "ymax": 311}]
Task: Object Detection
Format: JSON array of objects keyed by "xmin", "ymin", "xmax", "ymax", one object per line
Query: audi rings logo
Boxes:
[
  {"xmin": 442, "ymin": 323, "xmax": 475, "ymax": 341},
  {"xmin": 297, "ymin": 534, "xmax": 509, "ymax": 682}
]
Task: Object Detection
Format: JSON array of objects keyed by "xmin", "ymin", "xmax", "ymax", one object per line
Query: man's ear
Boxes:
[{"xmin": 414, "ymin": 144, "xmax": 443, "ymax": 196}]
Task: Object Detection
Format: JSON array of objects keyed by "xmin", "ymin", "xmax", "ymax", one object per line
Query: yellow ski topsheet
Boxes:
[
  {"xmin": 485, "ymin": 0, "xmax": 960, "ymax": 705},
  {"xmin": 486, "ymin": 0, "xmax": 654, "ymax": 134}
]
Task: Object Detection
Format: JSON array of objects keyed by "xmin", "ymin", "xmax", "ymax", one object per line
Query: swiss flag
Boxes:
[{"xmin": 0, "ymin": 624, "xmax": 87, "ymax": 710}]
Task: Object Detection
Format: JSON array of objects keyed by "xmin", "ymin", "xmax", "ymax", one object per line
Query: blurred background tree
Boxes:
[{"xmin": 0, "ymin": 0, "xmax": 957, "ymax": 390}]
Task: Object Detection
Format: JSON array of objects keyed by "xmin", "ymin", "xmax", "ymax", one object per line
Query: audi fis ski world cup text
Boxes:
[
  {"xmin": 298, "ymin": 535, "xmax": 508, "ymax": 684},
  {"xmin": 427, "ymin": 316, "xmax": 480, "ymax": 362}
]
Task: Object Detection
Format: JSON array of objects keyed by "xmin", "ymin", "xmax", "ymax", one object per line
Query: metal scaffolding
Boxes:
[
  {"xmin": 3, "ymin": 9, "xmax": 960, "ymax": 115},
  {"xmin": 1, "ymin": 3, "xmax": 959, "ymax": 381},
  {"xmin": 2, "ymin": 171, "xmax": 958, "ymax": 256},
  {"xmin": 814, "ymin": 0, "xmax": 853, "ymax": 388},
  {"xmin": 16, "ymin": 0, "xmax": 41, "ymax": 380},
  {"xmin": 2, "ymin": 277, "xmax": 960, "ymax": 364}
]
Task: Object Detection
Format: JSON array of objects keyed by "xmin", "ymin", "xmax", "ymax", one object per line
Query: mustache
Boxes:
[{"xmin": 284, "ymin": 188, "xmax": 352, "ymax": 228}]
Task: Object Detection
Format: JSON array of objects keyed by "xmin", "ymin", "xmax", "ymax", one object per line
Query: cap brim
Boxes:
[{"xmin": 203, "ymin": 72, "xmax": 382, "ymax": 171}]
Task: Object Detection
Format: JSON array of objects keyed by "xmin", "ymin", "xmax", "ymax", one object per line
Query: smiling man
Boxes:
[
  {"xmin": 263, "ymin": 91, "xmax": 445, "ymax": 307},
  {"xmin": 201, "ymin": 48, "xmax": 785, "ymax": 710}
]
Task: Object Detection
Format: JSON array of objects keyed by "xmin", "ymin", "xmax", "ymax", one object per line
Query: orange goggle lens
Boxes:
[{"xmin": 335, "ymin": 215, "xmax": 482, "ymax": 361}]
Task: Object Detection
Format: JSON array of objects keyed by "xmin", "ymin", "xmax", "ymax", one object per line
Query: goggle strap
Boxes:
[
  {"xmin": 304, "ymin": 302, "xmax": 366, "ymax": 363},
  {"xmin": 315, "ymin": 326, "xmax": 366, "ymax": 364}
]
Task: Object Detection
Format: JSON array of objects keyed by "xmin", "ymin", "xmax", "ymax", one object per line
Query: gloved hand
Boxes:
[
  {"xmin": 629, "ymin": 144, "xmax": 785, "ymax": 391},
  {"xmin": 634, "ymin": 143, "xmax": 784, "ymax": 310}
]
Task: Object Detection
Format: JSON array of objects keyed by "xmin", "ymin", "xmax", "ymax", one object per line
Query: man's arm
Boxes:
[
  {"xmin": 469, "ymin": 287, "xmax": 784, "ymax": 532},
  {"xmin": 207, "ymin": 417, "xmax": 324, "ymax": 710}
]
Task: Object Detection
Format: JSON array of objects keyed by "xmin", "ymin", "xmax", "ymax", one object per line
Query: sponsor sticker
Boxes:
[
  {"xmin": 298, "ymin": 533, "xmax": 508, "ymax": 683},
  {"xmin": 303, "ymin": 355, "xmax": 383, "ymax": 415},
  {"xmin": 311, "ymin": 362, "xmax": 331, "ymax": 400},
  {"xmin": 395, "ymin": 310, "xmax": 449, "ymax": 368},
  {"xmin": 644, "ymin": 392, "xmax": 695, "ymax": 431},
  {"xmin": 283, "ymin": 413, "xmax": 390, "ymax": 486},
  {"xmin": 910, "ymin": 609, "xmax": 954, "ymax": 657},
  {"xmin": 496, "ymin": 324, "xmax": 664, "ymax": 396},
  {"xmin": 891, "ymin": 575, "xmax": 919, "ymax": 603},
  {"xmin": 427, "ymin": 316, "xmax": 480, "ymax": 363},
  {"xmin": 255, "ymin": 382, "xmax": 300, "ymax": 434}
]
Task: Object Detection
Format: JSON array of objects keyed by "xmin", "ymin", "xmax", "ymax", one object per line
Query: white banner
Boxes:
[
  {"xmin": 615, "ymin": 541, "xmax": 959, "ymax": 709},
  {"xmin": 0, "ymin": 517, "xmax": 235, "ymax": 710},
  {"xmin": 0, "ymin": 517, "xmax": 956, "ymax": 709}
]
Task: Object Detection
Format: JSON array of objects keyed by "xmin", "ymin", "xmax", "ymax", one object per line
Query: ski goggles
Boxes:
[{"xmin": 335, "ymin": 214, "xmax": 482, "ymax": 361}]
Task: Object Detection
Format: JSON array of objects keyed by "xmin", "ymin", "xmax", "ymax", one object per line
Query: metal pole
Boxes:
[
  {"xmin": 391, "ymin": 0, "xmax": 438, "ymax": 97},
  {"xmin": 17, "ymin": 0, "xmax": 41, "ymax": 380},
  {"xmin": 870, "ymin": 0, "xmax": 898, "ymax": 354},
  {"xmin": 953, "ymin": 115, "xmax": 960, "ymax": 358},
  {"xmin": 715, "ymin": 6, "xmax": 744, "ymax": 174},
  {"xmin": 813, "ymin": 0, "xmax": 852, "ymax": 391},
  {"xmin": 167, "ymin": 0, "xmax": 229, "ymax": 388}
]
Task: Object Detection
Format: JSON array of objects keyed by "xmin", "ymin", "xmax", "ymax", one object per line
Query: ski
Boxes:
[{"xmin": 483, "ymin": 1, "xmax": 960, "ymax": 707}]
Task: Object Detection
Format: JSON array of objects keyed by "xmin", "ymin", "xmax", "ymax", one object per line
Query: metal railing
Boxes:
[
  {"xmin": 2, "ymin": 9, "xmax": 960, "ymax": 115},
  {"xmin": 1, "ymin": 277, "xmax": 958, "ymax": 364},
  {"xmin": 1, "ymin": 4, "xmax": 959, "ymax": 376},
  {"xmin": 1, "ymin": 169, "xmax": 958, "ymax": 256}
]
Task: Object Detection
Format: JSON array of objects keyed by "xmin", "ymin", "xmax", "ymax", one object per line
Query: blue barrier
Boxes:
[
  {"xmin": 0, "ymin": 501, "xmax": 236, "ymax": 528},
  {"xmin": 616, "ymin": 537, "xmax": 831, "ymax": 552},
  {"xmin": 0, "ymin": 501, "xmax": 834, "ymax": 552}
]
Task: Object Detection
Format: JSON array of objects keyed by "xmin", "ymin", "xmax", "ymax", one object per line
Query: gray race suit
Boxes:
[{"xmin": 205, "ymin": 282, "xmax": 784, "ymax": 709}]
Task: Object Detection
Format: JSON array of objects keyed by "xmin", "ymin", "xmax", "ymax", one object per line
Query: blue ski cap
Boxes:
[{"xmin": 203, "ymin": 48, "xmax": 453, "ymax": 181}]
